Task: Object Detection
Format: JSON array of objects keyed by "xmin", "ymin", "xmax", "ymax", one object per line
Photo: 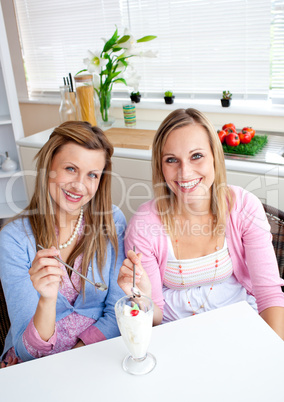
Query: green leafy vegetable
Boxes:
[{"xmin": 222, "ymin": 135, "xmax": 268, "ymax": 156}]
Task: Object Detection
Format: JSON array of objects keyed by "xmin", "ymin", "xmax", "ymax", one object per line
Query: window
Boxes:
[
  {"xmin": 271, "ymin": 0, "xmax": 284, "ymax": 99},
  {"xmin": 14, "ymin": 0, "xmax": 284, "ymax": 100}
]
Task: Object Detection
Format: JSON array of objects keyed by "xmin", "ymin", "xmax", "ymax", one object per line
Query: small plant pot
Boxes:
[
  {"xmin": 130, "ymin": 95, "xmax": 141, "ymax": 103},
  {"xmin": 221, "ymin": 99, "xmax": 231, "ymax": 107},
  {"xmin": 164, "ymin": 96, "xmax": 175, "ymax": 104}
]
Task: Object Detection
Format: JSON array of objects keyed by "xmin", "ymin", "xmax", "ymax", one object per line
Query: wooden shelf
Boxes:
[{"xmin": 0, "ymin": 168, "xmax": 21, "ymax": 178}]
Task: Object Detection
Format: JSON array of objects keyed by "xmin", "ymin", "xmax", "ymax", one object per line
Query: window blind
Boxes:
[
  {"xmin": 14, "ymin": 0, "xmax": 124, "ymax": 95},
  {"xmin": 270, "ymin": 0, "xmax": 284, "ymax": 97},
  {"xmin": 13, "ymin": 0, "xmax": 284, "ymax": 100},
  {"xmin": 121, "ymin": 0, "xmax": 271, "ymax": 99}
]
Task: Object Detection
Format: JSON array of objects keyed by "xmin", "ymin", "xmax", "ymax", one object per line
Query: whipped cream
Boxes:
[{"xmin": 117, "ymin": 305, "xmax": 153, "ymax": 359}]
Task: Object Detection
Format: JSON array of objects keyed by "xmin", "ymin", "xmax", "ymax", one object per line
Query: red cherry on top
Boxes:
[{"xmin": 130, "ymin": 309, "xmax": 139, "ymax": 317}]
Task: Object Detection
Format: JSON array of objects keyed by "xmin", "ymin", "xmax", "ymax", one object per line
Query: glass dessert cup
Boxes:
[{"xmin": 115, "ymin": 295, "xmax": 156, "ymax": 375}]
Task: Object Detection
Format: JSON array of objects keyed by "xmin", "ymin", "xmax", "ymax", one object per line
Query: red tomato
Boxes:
[
  {"xmin": 242, "ymin": 127, "xmax": 255, "ymax": 138},
  {"xmin": 222, "ymin": 123, "xmax": 236, "ymax": 132},
  {"xmin": 224, "ymin": 127, "xmax": 235, "ymax": 134},
  {"xmin": 226, "ymin": 133, "xmax": 240, "ymax": 147},
  {"xmin": 217, "ymin": 130, "xmax": 227, "ymax": 143},
  {"xmin": 239, "ymin": 131, "xmax": 252, "ymax": 144}
]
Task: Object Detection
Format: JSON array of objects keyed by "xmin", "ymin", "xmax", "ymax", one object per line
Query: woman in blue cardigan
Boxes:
[{"xmin": 0, "ymin": 121, "xmax": 126, "ymax": 367}]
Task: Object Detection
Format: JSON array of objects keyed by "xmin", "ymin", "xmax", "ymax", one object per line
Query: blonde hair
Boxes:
[
  {"xmin": 152, "ymin": 108, "xmax": 235, "ymax": 236},
  {"xmin": 16, "ymin": 121, "xmax": 117, "ymax": 294}
]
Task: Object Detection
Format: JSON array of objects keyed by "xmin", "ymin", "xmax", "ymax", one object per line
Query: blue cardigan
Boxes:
[{"xmin": 0, "ymin": 207, "xmax": 126, "ymax": 362}]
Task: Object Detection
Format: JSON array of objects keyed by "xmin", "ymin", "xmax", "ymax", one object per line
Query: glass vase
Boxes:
[{"xmin": 98, "ymin": 88, "xmax": 115, "ymax": 127}]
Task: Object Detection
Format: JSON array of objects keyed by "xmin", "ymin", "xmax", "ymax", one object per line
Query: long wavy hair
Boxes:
[
  {"xmin": 18, "ymin": 121, "xmax": 117, "ymax": 294},
  {"xmin": 152, "ymin": 108, "xmax": 235, "ymax": 236}
]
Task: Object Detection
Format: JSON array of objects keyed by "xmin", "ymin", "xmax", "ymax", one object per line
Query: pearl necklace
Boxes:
[
  {"xmin": 59, "ymin": 207, "xmax": 83, "ymax": 250},
  {"xmin": 175, "ymin": 239, "xmax": 219, "ymax": 316}
]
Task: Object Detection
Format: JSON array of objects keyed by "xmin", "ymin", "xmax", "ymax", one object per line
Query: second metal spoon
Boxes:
[{"xmin": 131, "ymin": 245, "xmax": 141, "ymax": 298}]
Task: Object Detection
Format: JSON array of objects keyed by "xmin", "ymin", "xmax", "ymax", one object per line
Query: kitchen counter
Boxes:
[
  {"xmin": 17, "ymin": 120, "xmax": 284, "ymax": 177},
  {"xmin": 17, "ymin": 121, "xmax": 284, "ymax": 216}
]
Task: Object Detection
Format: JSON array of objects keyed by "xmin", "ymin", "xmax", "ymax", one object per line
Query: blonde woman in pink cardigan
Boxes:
[{"xmin": 118, "ymin": 108, "xmax": 284, "ymax": 339}]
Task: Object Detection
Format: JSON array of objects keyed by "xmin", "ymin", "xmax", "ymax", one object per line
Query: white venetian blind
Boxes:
[
  {"xmin": 13, "ymin": 0, "xmax": 283, "ymax": 99},
  {"xmin": 13, "ymin": 0, "xmax": 124, "ymax": 96},
  {"xmin": 270, "ymin": 0, "xmax": 284, "ymax": 95},
  {"xmin": 121, "ymin": 0, "xmax": 271, "ymax": 99}
]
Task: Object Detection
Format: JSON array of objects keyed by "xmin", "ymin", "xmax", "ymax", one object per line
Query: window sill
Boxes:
[
  {"xmin": 18, "ymin": 96, "xmax": 284, "ymax": 117},
  {"xmin": 112, "ymin": 98, "xmax": 284, "ymax": 117}
]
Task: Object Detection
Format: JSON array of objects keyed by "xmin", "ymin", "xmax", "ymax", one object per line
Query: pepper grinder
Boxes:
[{"xmin": 0, "ymin": 152, "xmax": 17, "ymax": 172}]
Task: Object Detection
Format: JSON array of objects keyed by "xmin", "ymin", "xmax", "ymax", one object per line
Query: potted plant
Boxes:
[
  {"xmin": 130, "ymin": 91, "xmax": 141, "ymax": 103},
  {"xmin": 221, "ymin": 90, "xmax": 232, "ymax": 107},
  {"xmin": 164, "ymin": 91, "xmax": 175, "ymax": 104},
  {"xmin": 79, "ymin": 27, "xmax": 156, "ymax": 125}
]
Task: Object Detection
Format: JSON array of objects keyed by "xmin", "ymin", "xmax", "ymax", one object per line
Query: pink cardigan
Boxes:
[{"xmin": 125, "ymin": 185, "xmax": 284, "ymax": 314}]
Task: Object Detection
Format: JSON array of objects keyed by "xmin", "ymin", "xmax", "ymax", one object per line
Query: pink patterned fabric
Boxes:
[
  {"xmin": 125, "ymin": 187, "xmax": 284, "ymax": 313},
  {"xmin": 3, "ymin": 221, "xmax": 106, "ymax": 364}
]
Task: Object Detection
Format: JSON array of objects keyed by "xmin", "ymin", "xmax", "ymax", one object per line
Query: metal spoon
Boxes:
[
  {"xmin": 131, "ymin": 245, "xmax": 141, "ymax": 298},
  {"xmin": 37, "ymin": 245, "xmax": 108, "ymax": 291}
]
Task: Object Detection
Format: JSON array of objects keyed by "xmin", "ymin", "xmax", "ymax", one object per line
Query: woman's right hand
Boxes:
[
  {"xmin": 29, "ymin": 247, "xmax": 65, "ymax": 300},
  {"xmin": 118, "ymin": 250, "xmax": 152, "ymax": 298},
  {"xmin": 0, "ymin": 356, "xmax": 18, "ymax": 369}
]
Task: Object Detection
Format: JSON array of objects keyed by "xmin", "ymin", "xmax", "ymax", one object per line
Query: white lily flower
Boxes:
[
  {"xmin": 126, "ymin": 68, "xmax": 141, "ymax": 91},
  {"xmin": 123, "ymin": 48, "xmax": 138, "ymax": 58},
  {"xmin": 130, "ymin": 80, "xmax": 140, "ymax": 92},
  {"xmin": 121, "ymin": 28, "xmax": 140, "ymax": 56},
  {"xmin": 124, "ymin": 48, "xmax": 158, "ymax": 58},
  {"xmin": 83, "ymin": 50, "xmax": 108, "ymax": 74},
  {"xmin": 93, "ymin": 74, "xmax": 100, "ymax": 90},
  {"xmin": 122, "ymin": 28, "xmax": 136, "ymax": 47},
  {"xmin": 121, "ymin": 28, "xmax": 157, "ymax": 58},
  {"xmin": 138, "ymin": 49, "xmax": 158, "ymax": 58},
  {"xmin": 116, "ymin": 60, "xmax": 126, "ymax": 72}
]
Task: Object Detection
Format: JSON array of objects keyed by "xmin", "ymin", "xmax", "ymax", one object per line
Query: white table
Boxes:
[{"xmin": 1, "ymin": 301, "xmax": 283, "ymax": 402}]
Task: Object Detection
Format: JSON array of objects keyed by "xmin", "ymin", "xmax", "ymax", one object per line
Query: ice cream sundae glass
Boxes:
[{"xmin": 115, "ymin": 295, "xmax": 156, "ymax": 375}]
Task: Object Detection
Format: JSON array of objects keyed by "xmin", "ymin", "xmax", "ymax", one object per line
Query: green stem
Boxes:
[{"xmin": 99, "ymin": 85, "xmax": 112, "ymax": 122}]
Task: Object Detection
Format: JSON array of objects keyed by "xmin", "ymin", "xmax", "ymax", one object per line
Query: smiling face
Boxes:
[
  {"xmin": 48, "ymin": 142, "xmax": 106, "ymax": 218},
  {"xmin": 161, "ymin": 124, "xmax": 215, "ymax": 211}
]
